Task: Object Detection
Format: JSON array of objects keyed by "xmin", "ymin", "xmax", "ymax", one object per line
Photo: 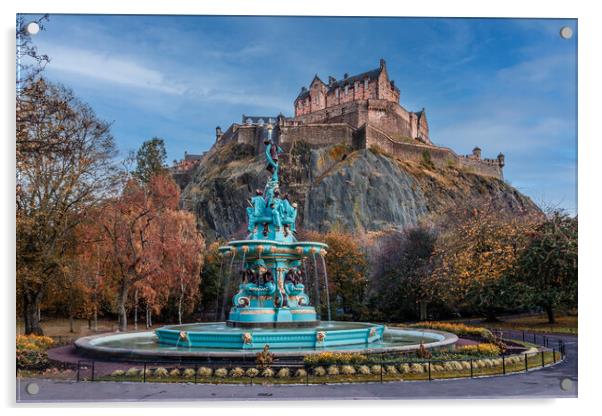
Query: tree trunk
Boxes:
[
  {"xmin": 178, "ymin": 282, "xmax": 184, "ymax": 325},
  {"xmin": 545, "ymin": 305, "xmax": 556, "ymax": 324},
  {"xmin": 134, "ymin": 289, "xmax": 138, "ymax": 330},
  {"xmin": 69, "ymin": 314, "xmax": 75, "ymax": 333},
  {"xmin": 93, "ymin": 306, "xmax": 98, "ymax": 332},
  {"xmin": 419, "ymin": 300, "xmax": 428, "ymax": 321},
  {"xmin": 116, "ymin": 281, "xmax": 129, "ymax": 332},
  {"xmin": 23, "ymin": 291, "xmax": 44, "ymax": 335}
]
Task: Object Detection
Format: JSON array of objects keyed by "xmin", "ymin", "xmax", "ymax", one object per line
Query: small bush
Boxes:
[
  {"xmin": 246, "ymin": 368, "xmax": 259, "ymax": 378},
  {"xmin": 229, "ymin": 367, "xmax": 245, "ymax": 378},
  {"xmin": 410, "ymin": 363, "xmax": 424, "ymax": 374},
  {"xmin": 16, "ymin": 349, "xmax": 49, "ymax": 370},
  {"xmin": 276, "ymin": 368, "xmax": 290, "ymax": 378},
  {"xmin": 399, "ymin": 363, "xmax": 411, "ymax": 374},
  {"xmin": 456, "ymin": 343, "xmax": 501, "ymax": 357},
  {"xmin": 214, "ymin": 368, "xmax": 228, "ymax": 378},
  {"xmin": 303, "ymin": 352, "xmax": 368, "ymax": 366},
  {"xmin": 169, "ymin": 368, "xmax": 180, "ymax": 377},
  {"xmin": 313, "ymin": 366, "xmax": 326, "ymax": 377},
  {"xmin": 340, "ymin": 365, "xmax": 356, "ymax": 375},
  {"xmin": 358, "ymin": 365, "xmax": 371, "ymax": 375},
  {"xmin": 409, "ymin": 322, "xmax": 494, "ymax": 341},
  {"xmin": 125, "ymin": 367, "xmax": 140, "ymax": 377},
  {"xmin": 261, "ymin": 368, "xmax": 274, "ymax": 378},
  {"xmin": 385, "ymin": 365, "xmax": 398, "ymax": 375},
  {"xmin": 294, "ymin": 368, "xmax": 307, "ymax": 378},
  {"xmin": 327, "ymin": 365, "xmax": 339, "ymax": 376},
  {"xmin": 111, "ymin": 369, "xmax": 125, "ymax": 377},
  {"xmin": 370, "ymin": 365, "xmax": 382, "ymax": 375},
  {"xmin": 461, "ymin": 361, "xmax": 471, "ymax": 370},
  {"xmin": 154, "ymin": 367, "xmax": 168, "ymax": 378},
  {"xmin": 198, "ymin": 367, "xmax": 213, "ymax": 377},
  {"xmin": 183, "ymin": 368, "xmax": 196, "ymax": 378}
]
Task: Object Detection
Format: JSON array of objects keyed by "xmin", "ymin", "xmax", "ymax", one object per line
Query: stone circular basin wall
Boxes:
[{"xmin": 74, "ymin": 323, "xmax": 458, "ymax": 362}]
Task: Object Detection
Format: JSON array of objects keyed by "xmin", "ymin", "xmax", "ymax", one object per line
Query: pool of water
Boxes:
[{"xmin": 77, "ymin": 322, "xmax": 457, "ymax": 358}]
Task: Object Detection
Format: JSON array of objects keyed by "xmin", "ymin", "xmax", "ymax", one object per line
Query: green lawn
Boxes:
[{"xmin": 481, "ymin": 313, "xmax": 578, "ymax": 335}]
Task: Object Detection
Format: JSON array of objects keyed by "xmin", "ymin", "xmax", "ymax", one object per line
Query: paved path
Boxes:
[{"xmin": 16, "ymin": 332, "xmax": 577, "ymax": 402}]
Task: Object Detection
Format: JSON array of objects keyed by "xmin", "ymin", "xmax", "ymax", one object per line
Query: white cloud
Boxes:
[{"xmin": 42, "ymin": 45, "xmax": 187, "ymax": 95}]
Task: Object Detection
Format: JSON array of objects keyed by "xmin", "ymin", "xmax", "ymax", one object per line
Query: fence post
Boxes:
[
  {"xmin": 306, "ymin": 368, "xmax": 309, "ymax": 385},
  {"xmin": 524, "ymin": 354, "xmax": 528, "ymax": 373},
  {"xmin": 143, "ymin": 363, "xmax": 147, "ymax": 383},
  {"xmin": 541, "ymin": 351, "xmax": 545, "ymax": 367},
  {"xmin": 553, "ymin": 348, "xmax": 556, "ymax": 363},
  {"xmin": 428, "ymin": 361, "xmax": 431, "ymax": 381},
  {"xmin": 502, "ymin": 356, "xmax": 506, "ymax": 375},
  {"xmin": 76, "ymin": 361, "xmax": 80, "ymax": 382},
  {"xmin": 470, "ymin": 359, "xmax": 473, "ymax": 378},
  {"xmin": 522, "ymin": 331, "xmax": 525, "ymax": 342},
  {"xmin": 91, "ymin": 362, "xmax": 95, "ymax": 382},
  {"xmin": 194, "ymin": 364, "xmax": 197, "ymax": 384}
]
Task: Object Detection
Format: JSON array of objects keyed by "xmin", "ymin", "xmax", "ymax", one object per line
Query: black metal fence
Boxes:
[{"xmin": 70, "ymin": 330, "xmax": 567, "ymax": 385}]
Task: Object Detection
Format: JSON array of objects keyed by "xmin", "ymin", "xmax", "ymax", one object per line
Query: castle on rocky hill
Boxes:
[{"xmin": 172, "ymin": 59, "xmax": 505, "ymax": 188}]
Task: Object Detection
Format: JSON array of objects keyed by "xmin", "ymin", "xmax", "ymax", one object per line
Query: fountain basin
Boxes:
[{"xmin": 74, "ymin": 323, "xmax": 458, "ymax": 361}]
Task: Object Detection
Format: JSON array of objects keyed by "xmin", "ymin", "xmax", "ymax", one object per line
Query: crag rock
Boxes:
[{"xmin": 182, "ymin": 140, "xmax": 540, "ymax": 241}]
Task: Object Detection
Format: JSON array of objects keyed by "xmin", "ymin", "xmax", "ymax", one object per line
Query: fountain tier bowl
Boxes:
[{"xmin": 75, "ymin": 322, "xmax": 458, "ymax": 361}]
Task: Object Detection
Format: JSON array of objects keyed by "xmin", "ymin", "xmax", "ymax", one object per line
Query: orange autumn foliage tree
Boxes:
[
  {"xmin": 431, "ymin": 202, "xmax": 538, "ymax": 320},
  {"xmin": 92, "ymin": 175, "xmax": 204, "ymax": 330}
]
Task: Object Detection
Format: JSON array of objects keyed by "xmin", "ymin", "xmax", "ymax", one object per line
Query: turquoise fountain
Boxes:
[
  {"xmin": 75, "ymin": 125, "xmax": 457, "ymax": 359},
  {"xmin": 155, "ymin": 124, "xmax": 385, "ymax": 349}
]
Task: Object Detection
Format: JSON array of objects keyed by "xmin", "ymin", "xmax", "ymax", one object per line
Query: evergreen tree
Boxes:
[{"xmin": 134, "ymin": 137, "xmax": 167, "ymax": 183}]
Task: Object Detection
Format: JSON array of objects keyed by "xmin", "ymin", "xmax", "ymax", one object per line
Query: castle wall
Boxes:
[
  {"xmin": 278, "ymin": 123, "xmax": 355, "ymax": 151},
  {"xmin": 362, "ymin": 123, "xmax": 502, "ymax": 179}
]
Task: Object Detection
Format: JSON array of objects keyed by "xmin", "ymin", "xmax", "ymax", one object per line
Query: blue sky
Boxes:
[{"xmin": 23, "ymin": 14, "xmax": 577, "ymax": 214}]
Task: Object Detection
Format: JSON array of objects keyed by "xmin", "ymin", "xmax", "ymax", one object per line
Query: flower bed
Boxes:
[{"xmin": 16, "ymin": 335, "xmax": 54, "ymax": 371}]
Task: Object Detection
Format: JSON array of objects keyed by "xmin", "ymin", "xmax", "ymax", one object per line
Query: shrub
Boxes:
[
  {"xmin": 183, "ymin": 368, "xmax": 196, "ymax": 378},
  {"xmin": 256, "ymin": 345, "xmax": 274, "ymax": 370},
  {"xmin": 16, "ymin": 335, "xmax": 54, "ymax": 351},
  {"xmin": 246, "ymin": 368, "xmax": 259, "ymax": 378},
  {"xmin": 169, "ymin": 368, "xmax": 181, "ymax": 377},
  {"xmin": 433, "ymin": 364, "xmax": 445, "ymax": 372},
  {"xmin": 16, "ymin": 349, "xmax": 49, "ymax": 370},
  {"xmin": 399, "ymin": 363, "xmax": 411, "ymax": 374},
  {"xmin": 294, "ymin": 368, "xmax": 307, "ymax": 378},
  {"xmin": 111, "ymin": 369, "xmax": 125, "ymax": 377},
  {"xmin": 303, "ymin": 352, "xmax": 368, "ymax": 366},
  {"xmin": 358, "ymin": 365, "xmax": 371, "ymax": 375},
  {"xmin": 125, "ymin": 367, "xmax": 140, "ymax": 377},
  {"xmin": 461, "ymin": 361, "xmax": 471, "ymax": 370},
  {"xmin": 327, "ymin": 365, "xmax": 339, "ymax": 376},
  {"xmin": 276, "ymin": 368, "xmax": 290, "ymax": 378},
  {"xmin": 229, "ymin": 367, "xmax": 245, "ymax": 378},
  {"xmin": 313, "ymin": 366, "xmax": 326, "ymax": 377},
  {"xmin": 261, "ymin": 368, "xmax": 274, "ymax": 378},
  {"xmin": 410, "ymin": 363, "xmax": 424, "ymax": 374},
  {"xmin": 385, "ymin": 365, "xmax": 398, "ymax": 375},
  {"xmin": 198, "ymin": 367, "xmax": 213, "ymax": 377},
  {"xmin": 456, "ymin": 343, "xmax": 501, "ymax": 357},
  {"xmin": 214, "ymin": 368, "xmax": 228, "ymax": 378},
  {"xmin": 409, "ymin": 322, "xmax": 494, "ymax": 341},
  {"xmin": 340, "ymin": 365, "xmax": 356, "ymax": 375},
  {"xmin": 154, "ymin": 367, "xmax": 168, "ymax": 378},
  {"xmin": 370, "ymin": 365, "xmax": 382, "ymax": 375}
]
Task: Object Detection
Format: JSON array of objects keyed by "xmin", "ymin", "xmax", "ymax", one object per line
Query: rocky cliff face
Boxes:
[{"xmin": 181, "ymin": 140, "xmax": 540, "ymax": 241}]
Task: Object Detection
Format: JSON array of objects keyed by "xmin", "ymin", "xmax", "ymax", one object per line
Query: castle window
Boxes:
[
  {"xmin": 245, "ymin": 118, "xmax": 252, "ymax": 125},
  {"xmin": 364, "ymin": 78, "xmax": 369, "ymax": 89},
  {"xmin": 336, "ymin": 88, "xmax": 340, "ymax": 98},
  {"xmin": 344, "ymin": 85, "xmax": 349, "ymax": 95}
]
